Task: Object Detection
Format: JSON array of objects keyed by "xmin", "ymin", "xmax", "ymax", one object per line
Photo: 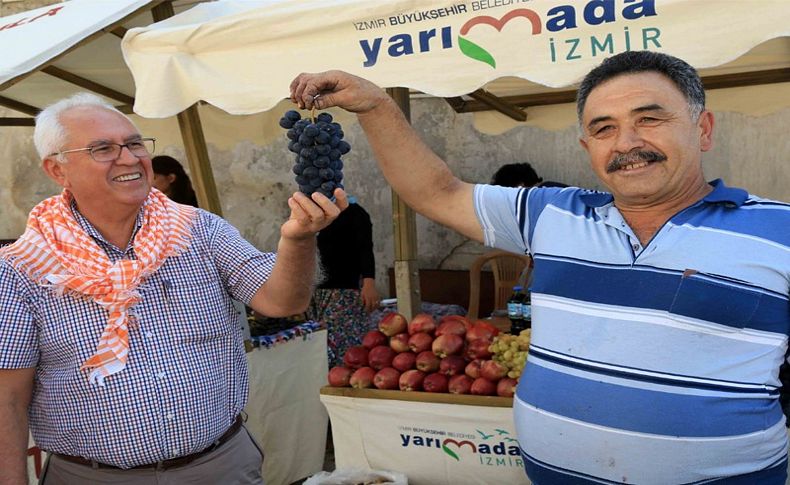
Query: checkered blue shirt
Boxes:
[{"xmin": 0, "ymin": 205, "xmax": 276, "ymax": 468}]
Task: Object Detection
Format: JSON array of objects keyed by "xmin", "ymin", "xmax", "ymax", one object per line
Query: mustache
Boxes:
[{"xmin": 606, "ymin": 150, "xmax": 667, "ymax": 173}]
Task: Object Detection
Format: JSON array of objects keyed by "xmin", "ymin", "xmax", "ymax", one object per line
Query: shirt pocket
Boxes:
[
  {"xmin": 159, "ymin": 275, "xmax": 236, "ymax": 343},
  {"xmin": 668, "ymin": 270, "xmax": 762, "ymax": 329}
]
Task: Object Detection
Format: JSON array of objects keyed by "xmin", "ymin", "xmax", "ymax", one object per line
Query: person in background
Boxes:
[
  {"xmin": 0, "ymin": 92, "xmax": 346, "ymax": 484},
  {"xmin": 310, "ymin": 195, "xmax": 379, "ymax": 367},
  {"xmin": 152, "ymin": 155, "xmax": 199, "ymax": 207},
  {"xmin": 491, "ymin": 162, "xmax": 568, "ymax": 189},
  {"xmin": 290, "ymin": 51, "xmax": 790, "ymax": 483}
]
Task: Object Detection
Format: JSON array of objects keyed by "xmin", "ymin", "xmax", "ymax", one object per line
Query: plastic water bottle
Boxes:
[{"xmin": 507, "ymin": 285, "xmax": 526, "ymax": 335}]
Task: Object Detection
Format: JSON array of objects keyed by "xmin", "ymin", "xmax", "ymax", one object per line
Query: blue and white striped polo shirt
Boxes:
[
  {"xmin": 0, "ymin": 207, "xmax": 275, "ymax": 468},
  {"xmin": 474, "ymin": 179, "xmax": 790, "ymax": 484}
]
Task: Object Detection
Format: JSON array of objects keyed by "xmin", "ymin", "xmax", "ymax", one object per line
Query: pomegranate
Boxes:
[
  {"xmin": 435, "ymin": 319, "xmax": 467, "ymax": 338},
  {"xmin": 465, "ymin": 359, "xmax": 483, "ymax": 379},
  {"xmin": 408, "ymin": 332, "xmax": 433, "ymax": 353},
  {"xmin": 497, "ymin": 377, "xmax": 518, "ymax": 397},
  {"xmin": 407, "ymin": 313, "xmax": 437, "ymax": 335},
  {"xmin": 439, "ymin": 355, "xmax": 467, "ymax": 376},
  {"xmin": 415, "ymin": 351, "xmax": 440, "ymax": 373},
  {"xmin": 465, "ymin": 338, "xmax": 493, "ymax": 360},
  {"xmin": 350, "ymin": 367, "xmax": 376, "ymax": 389},
  {"xmin": 399, "ymin": 369, "xmax": 425, "ymax": 391},
  {"xmin": 392, "ymin": 352, "xmax": 417, "ymax": 372},
  {"xmin": 343, "ymin": 345, "xmax": 369, "ymax": 369},
  {"xmin": 361, "ymin": 330, "xmax": 388, "ymax": 349},
  {"xmin": 480, "ymin": 360, "xmax": 508, "ymax": 382},
  {"xmin": 466, "ymin": 321, "xmax": 499, "ymax": 342},
  {"xmin": 389, "ymin": 333, "xmax": 410, "ymax": 353},
  {"xmin": 448, "ymin": 374, "xmax": 474, "ymax": 394},
  {"xmin": 432, "ymin": 334, "xmax": 464, "ymax": 358},
  {"xmin": 470, "ymin": 377, "xmax": 496, "ymax": 395},
  {"xmin": 373, "ymin": 367, "xmax": 401, "ymax": 390},
  {"xmin": 423, "ymin": 373, "xmax": 449, "ymax": 393},
  {"xmin": 379, "ymin": 312, "xmax": 408, "ymax": 337},
  {"xmin": 327, "ymin": 366, "xmax": 353, "ymax": 387},
  {"xmin": 368, "ymin": 345, "xmax": 396, "ymax": 370}
]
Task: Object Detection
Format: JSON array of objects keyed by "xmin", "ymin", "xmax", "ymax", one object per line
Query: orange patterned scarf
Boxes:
[{"xmin": 0, "ymin": 189, "xmax": 197, "ymax": 385}]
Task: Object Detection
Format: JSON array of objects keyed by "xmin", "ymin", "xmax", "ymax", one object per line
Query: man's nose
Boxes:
[
  {"xmin": 115, "ymin": 145, "xmax": 142, "ymax": 164},
  {"xmin": 613, "ymin": 126, "xmax": 645, "ymax": 154}
]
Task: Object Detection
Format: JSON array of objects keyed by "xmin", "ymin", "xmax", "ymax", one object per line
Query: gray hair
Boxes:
[
  {"xmin": 33, "ymin": 92, "xmax": 128, "ymax": 160},
  {"xmin": 576, "ymin": 51, "xmax": 705, "ymax": 126}
]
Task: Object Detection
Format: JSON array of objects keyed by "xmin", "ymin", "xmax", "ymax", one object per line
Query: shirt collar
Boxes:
[
  {"xmin": 70, "ymin": 199, "xmax": 144, "ymax": 252},
  {"xmin": 580, "ymin": 179, "xmax": 748, "ymax": 209}
]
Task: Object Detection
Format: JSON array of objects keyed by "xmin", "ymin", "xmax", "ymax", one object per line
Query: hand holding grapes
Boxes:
[{"xmin": 289, "ymin": 70, "xmax": 390, "ymax": 113}]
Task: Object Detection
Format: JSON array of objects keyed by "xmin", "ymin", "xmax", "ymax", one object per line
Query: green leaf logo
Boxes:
[
  {"xmin": 442, "ymin": 444, "xmax": 460, "ymax": 461},
  {"xmin": 458, "ymin": 36, "xmax": 496, "ymax": 69}
]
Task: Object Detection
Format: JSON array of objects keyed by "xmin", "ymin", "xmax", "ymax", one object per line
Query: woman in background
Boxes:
[
  {"xmin": 311, "ymin": 196, "xmax": 380, "ymax": 367},
  {"xmin": 152, "ymin": 155, "xmax": 199, "ymax": 207}
]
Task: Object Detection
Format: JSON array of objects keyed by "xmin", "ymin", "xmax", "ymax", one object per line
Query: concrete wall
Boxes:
[{"xmin": 2, "ymin": 83, "xmax": 789, "ymax": 300}]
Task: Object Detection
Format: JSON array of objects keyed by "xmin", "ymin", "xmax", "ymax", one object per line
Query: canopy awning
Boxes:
[{"xmin": 122, "ymin": 0, "xmax": 790, "ymax": 120}]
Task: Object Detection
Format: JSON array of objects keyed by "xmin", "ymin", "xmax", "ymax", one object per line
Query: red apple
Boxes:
[
  {"xmin": 415, "ymin": 350, "xmax": 440, "ymax": 373},
  {"xmin": 350, "ymin": 367, "xmax": 376, "ymax": 389},
  {"xmin": 368, "ymin": 345, "xmax": 397, "ymax": 370},
  {"xmin": 423, "ymin": 373, "xmax": 449, "ymax": 393},
  {"xmin": 392, "ymin": 352, "xmax": 417, "ymax": 372},
  {"xmin": 399, "ymin": 369, "xmax": 426, "ymax": 391},
  {"xmin": 379, "ymin": 312, "xmax": 407, "ymax": 337},
  {"xmin": 439, "ymin": 355, "xmax": 467, "ymax": 376},
  {"xmin": 465, "ymin": 338, "xmax": 493, "ymax": 360},
  {"xmin": 373, "ymin": 367, "xmax": 401, "ymax": 390},
  {"xmin": 389, "ymin": 333, "xmax": 410, "ymax": 353},
  {"xmin": 435, "ymin": 319, "xmax": 467, "ymax": 338},
  {"xmin": 465, "ymin": 359, "xmax": 483, "ymax": 379},
  {"xmin": 432, "ymin": 334, "xmax": 464, "ymax": 358},
  {"xmin": 361, "ymin": 330, "xmax": 388, "ymax": 349},
  {"xmin": 497, "ymin": 377, "xmax": 518, "ymax": 397},
  {"xmin": 327, "ymin": 366, "xmax": 353, "ymax": 387},
  {"xmin": 466, "ymin": 321, "xmax": 500, "ymax": 342},
  {"xmin": 408, "ymin": 313, "xmax": 437, "ymax": 335},
  {"xmin": 480, "ymin": 360, "xmax": 508, "ymax": 382},
  {"xmin": 471, "ymin": 377, "xmax": 496, "ymax": 395},
  {"xmin": 448, "ymin": 374, "xmax": 474, "ymax": 394},
  {"xmin": 343, "ymin": 346, "xmax": 369, "ymax": 369},
  {"xmin": 408, "ymin": 332, "xmax": 433, "ymax": 353}
]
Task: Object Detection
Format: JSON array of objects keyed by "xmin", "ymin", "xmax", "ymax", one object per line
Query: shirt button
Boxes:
[
  {"xmin": 145, "ymin": 331, "xmax": 153, "ymax": 338},
  {"xmin": 156, "ymin": 371, "xmax": 166, "ymax": 379},
  {"xmin": 166, "ymin": 413, "xmax": 175, "ymax": 420},
  {"xmin": 632, "ymin": 244, "xmax": 640, "ymax": 251},
  {"xmin": 172, "ymin": 448, "xmax": 180, "ymax": 456}
]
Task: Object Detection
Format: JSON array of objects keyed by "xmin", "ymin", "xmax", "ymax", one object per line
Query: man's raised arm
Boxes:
[{"xmin": 290, "ymin": 71, "xmax": 483, "ymax": 243}]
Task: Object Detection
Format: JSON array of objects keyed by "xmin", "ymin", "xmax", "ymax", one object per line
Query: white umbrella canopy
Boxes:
[{"xmin": 122, "ymin": 0, "xmax": 790, "ymax": 119}]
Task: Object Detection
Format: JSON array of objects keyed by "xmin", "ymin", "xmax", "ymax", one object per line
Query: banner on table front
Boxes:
[{"xmin": 321, "ymin": 394, "xmax": 530, "ymax": 485}]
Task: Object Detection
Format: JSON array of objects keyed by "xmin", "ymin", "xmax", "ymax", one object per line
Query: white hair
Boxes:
[{"xmin": 33, "ymin": 93, "xmax": 129, "ymax": 160}]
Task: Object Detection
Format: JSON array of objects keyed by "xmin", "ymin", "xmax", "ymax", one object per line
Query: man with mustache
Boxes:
[
  {"xmin": 0, "ymin": 93, "xmax": 346, "ymax": 484},
  {"xmin": 290, "ymin": 51, "xmax": 790, "ymax": 483}
]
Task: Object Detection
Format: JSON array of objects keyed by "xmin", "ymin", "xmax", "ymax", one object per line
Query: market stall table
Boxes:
[
  {"xmin": 320, "ymin": 387, "xmax": 529, "ymax": 485},
  {"xmin": 246, "ymin": 323, "xmax": 329, "ymax": 485}
]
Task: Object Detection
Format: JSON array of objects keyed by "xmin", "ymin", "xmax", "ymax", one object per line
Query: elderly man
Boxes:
[
  {"xmin": 0, "ymin": 93, "xmax": 346, "ymax": 484},
  {"xmin": 290, "ymin": 51, "xmax": 790, "ymax": 484}
]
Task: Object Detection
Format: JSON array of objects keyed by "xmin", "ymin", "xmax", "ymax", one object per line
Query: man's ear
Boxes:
[
  {"xmin": 167, "ymin": 173, "xmax": 177, "ymax": 184},
  {"xmin": 698, "ymin": 110, "xmax": 714, "ymax": 152},
  {"xmin": 42, "ymin": 157, "xmax": 69, "ymax": 188},
  {"xmin": 579, "ymin": 136, "xmax": 590, "ymax": 153}
]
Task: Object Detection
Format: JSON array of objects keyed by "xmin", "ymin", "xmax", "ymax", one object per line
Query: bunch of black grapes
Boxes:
[{"xmin": 279, "ymin": 110, "xmax": 350, "ymax": 199}]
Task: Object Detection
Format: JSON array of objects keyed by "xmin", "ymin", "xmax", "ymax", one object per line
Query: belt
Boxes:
[{"xmin": 55, "ymin": 414, "xmax": 244, "ymax": 471}]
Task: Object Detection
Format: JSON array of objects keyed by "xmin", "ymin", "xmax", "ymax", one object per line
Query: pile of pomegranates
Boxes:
[{"xmin": 327, "ymin": 312, "xmax": 518, "ymax": 397}]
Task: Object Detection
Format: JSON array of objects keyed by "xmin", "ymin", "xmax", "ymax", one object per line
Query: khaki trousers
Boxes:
[{"xmin": 39, "ymin": 425, "xmax": 264, "ymax": 485}]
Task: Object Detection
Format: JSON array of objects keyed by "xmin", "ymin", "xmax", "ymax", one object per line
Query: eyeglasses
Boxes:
[{"xmin": 51, "ymin": 137, "xmax": 156, "ymax": 163}]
